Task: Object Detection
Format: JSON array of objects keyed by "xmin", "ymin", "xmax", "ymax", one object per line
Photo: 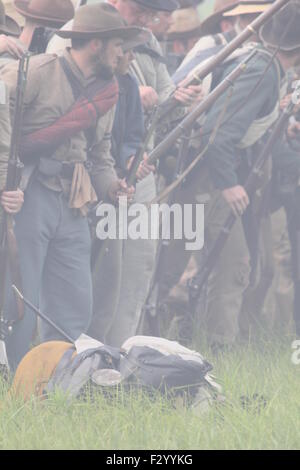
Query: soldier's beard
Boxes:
[{"xmin": 92, "ymin": 49, "xmax": 114, "ymax": 80}]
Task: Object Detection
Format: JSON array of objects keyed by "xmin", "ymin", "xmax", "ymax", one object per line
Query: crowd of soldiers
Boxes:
[{"xmin": 1, "ymin": 0, "xmax": 300, "ymax": 373}]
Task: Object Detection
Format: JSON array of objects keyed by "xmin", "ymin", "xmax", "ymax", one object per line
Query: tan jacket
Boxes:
[
  {"xmin": 130, "ymin": 32, "xmax": 175, "ymax": 103},
  {"xmin": 1, "ymin": 49, "xmax": 118, "ymax": 204}
]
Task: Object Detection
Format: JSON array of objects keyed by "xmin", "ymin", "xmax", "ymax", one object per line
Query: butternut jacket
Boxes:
[{"xmin": 1, "ymin": 49, "xmax": 118, "ymax": 202}]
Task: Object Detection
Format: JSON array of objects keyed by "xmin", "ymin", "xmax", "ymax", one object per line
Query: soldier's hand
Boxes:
[
  {"xmin": 139, "ymin": 86, "xmax": 159, "ymax": 110},
  {"xmin": 108, "ymin": 179, "xmax": 135, "ymax": 204},
  {"xmin": 222, "ymin": 185, "xmax": 249, "ymax": 217},
  {"xmin": 0, "ymin": 35, "xmax": 25, "ymax": 59},
  {"xmin": 280, "ymin": 93, "xmax": 292, "ymax": 110},
  {"xmin": 1, "ymin": 189, "xmax": 24, "ymax": 214},
  {"xmin": 128, "ymin": 154, "xmax": 155, "ymax": 181},
  {"xmin": 288, "ymin": 119, "xmax": 300, "ymax": 139},
  {"xmin": 136, "ymin": 154, "xmax": 156, "ymax": 181},
  {"xmin": 174, "ymin": 84, "xmax": 204, "ymax": 107}
]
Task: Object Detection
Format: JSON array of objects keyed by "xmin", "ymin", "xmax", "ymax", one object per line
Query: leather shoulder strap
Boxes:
[{"xmin": 59, "ymin": 56, "xmax": 99, "ymax": 150}]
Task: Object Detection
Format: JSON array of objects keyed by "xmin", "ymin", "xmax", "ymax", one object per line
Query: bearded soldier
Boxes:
[{"xmin": 1, "ymin": 3, "xmax": 139, "ymax": 370}]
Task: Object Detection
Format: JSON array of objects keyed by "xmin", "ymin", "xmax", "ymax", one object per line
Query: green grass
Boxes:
[{"xmin": 0, "ymin": 337, "xmax": 299, "ymax": 450}]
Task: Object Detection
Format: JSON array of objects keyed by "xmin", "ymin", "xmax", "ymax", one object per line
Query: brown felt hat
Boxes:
[
  {"xmin": 260, "ymin": 0, "xmax": 300, "ymax": 52},
  {"xmin": 223, "ymin": 0, "xmax": 275, "ymax": 17},
  {"xmin": 56, "ymin": 3, "xmax": 144, "ymax": 41},
  {"xmin": 167, "ymin": 7, "xmax": 202, "ymax": 40},
  {"xmin": 199, "ymin": 2, "xmax": 239, "ymax": 36},
  {"xmin": 200, "ymin": 0, "xmax": 274, "ymax": 36},
  {"xmin": 14, "ymin": 0, "xmax": 75, "ymax": 28},
  {"xmin": 0, "ymin": 0, "xmax": 20, "ymax": 36}
]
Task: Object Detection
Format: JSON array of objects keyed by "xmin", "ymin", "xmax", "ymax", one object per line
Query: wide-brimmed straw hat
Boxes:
[
  {"xmin": 56, "ymin": 3, "xmax": 144, "ymax": 41},
  {"xmin": 223, "ymin": 0, "xmax": 275, "ymax": 17},
  {"xmin": 200, "ymin": 0, "xmax": 274, "ymax": 36},
  {"xmin": 0, "ymin": 0, "xmax": 20, "ymax": 35},
  {"xmin": 167, "ymin": 7, "xmax": 202, "ymax": 39},
  {"xmin": 14, "ymin": 0, "xmax": 74, "ymax": 28},
  {"xmin": 260, "ymin": 0, "xmax": 300, "ymax": 52}
]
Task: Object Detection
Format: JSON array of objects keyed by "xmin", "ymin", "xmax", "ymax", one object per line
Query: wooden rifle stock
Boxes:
[
  {"xmin": 188, "ymin": 101, "xmax": 295, "ymax": 310},
  {"xmin": 126, "ymin": 108, "xmax": 160, "ymax": 187},
  {"xmin": 155, "ymin": 0, "xmax": 291, "ymax": 123},
  {"xmin": 148, "ymin": 50, "xmax": 257, "ymax": 167},
  {"xmin": 0, "ymin": 53, "xmax": 31, "ymax": 333}
]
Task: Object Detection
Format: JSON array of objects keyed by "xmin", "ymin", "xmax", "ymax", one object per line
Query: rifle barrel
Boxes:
[
  {"xmin": 0, "ymin": 53, "xmax": 31, "ymax": 326},
  {"xmin": 6, "ymin": 53, "xmax": 30, "ymax": 191},
  {"xmin": 157, "ymin": 0, "xmax": 291, "ymax": 122},
  {"xmin": 148, "ymin": 50, "xmax": 257, "ymax": 166}
]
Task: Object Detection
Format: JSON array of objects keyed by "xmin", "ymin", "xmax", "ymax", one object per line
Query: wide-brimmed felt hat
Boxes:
[
  {"xmin": 199, "ymin": 2, "xmax": 239, "ymax": 36},
  {"xmin": 132, "ymin": 0, "xmax": 179, "ymax": 13},
  {"xmin": 260, "ymin": 0, "xmax": 300, "ymax": 52},
  {"xmin": 0, "ymin": 0, "xmax": 20, "ymax": 35},
  {"xmin": 200, "ymin": 0, "xmax": 274, "ymax": 36},
  {"xmin": 56, "ymin": 3, "xmax": 145, "ymax": 41},
  {"xmin": 14, "ymin": 0, "xmax": 74, "ymax": 28},
  {"xmin": 223, "ymin": 0, "xmax": 275, "ymax": 17},
  {"xmin": 214, "ymin": 0, "xmax": 238, "ymax": 13},
  {"xmin": 167, "ymin": 7, "xmax": 202, "ymax": 39}
]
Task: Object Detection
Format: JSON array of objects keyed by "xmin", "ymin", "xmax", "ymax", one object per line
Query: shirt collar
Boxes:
[{"xmin": 63, "ymin": 47, "xmax": 97, "ymax": 87}]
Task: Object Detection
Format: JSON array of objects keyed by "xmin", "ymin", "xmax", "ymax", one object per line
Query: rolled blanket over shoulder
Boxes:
[{"xmin": 20, "ymin": 77, "xmax": 119, "ymax": 160}]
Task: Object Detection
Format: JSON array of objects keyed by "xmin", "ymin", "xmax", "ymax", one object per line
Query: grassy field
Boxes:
[{"xmin": 0, "ymin": 336, "xmax": 299, "ymax": 450}]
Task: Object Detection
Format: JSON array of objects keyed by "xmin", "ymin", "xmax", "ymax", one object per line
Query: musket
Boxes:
[
  {"xmin": 147, "ymin": 49, "xmax": 257, "ymax": 168},
  {"xmin": 154, "ymin": 0, "xmax": 291, "ymax": 125},
  {"xmin": 188, "ymin": 100, "xmax": 296, "ymax": 313},
  {"xmin": 125, "ymin": 107, "xmax": 160, "ymax": 187},
  {"xmin": 0, "ymin": 53, "xmax": 31, "ymax": 348}
]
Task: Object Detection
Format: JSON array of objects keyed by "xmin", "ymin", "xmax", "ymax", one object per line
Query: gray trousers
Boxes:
[
  {"xmin": 4, "ymin": 178, "xmax": 93, "ymax": 371},
  {"xmin": 90, "ymin": 173, "xmax": 157, "ymax": 347},
  {"xmin": 158, "ymin": 167, "xmax": 251, "ymax": 346}
]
